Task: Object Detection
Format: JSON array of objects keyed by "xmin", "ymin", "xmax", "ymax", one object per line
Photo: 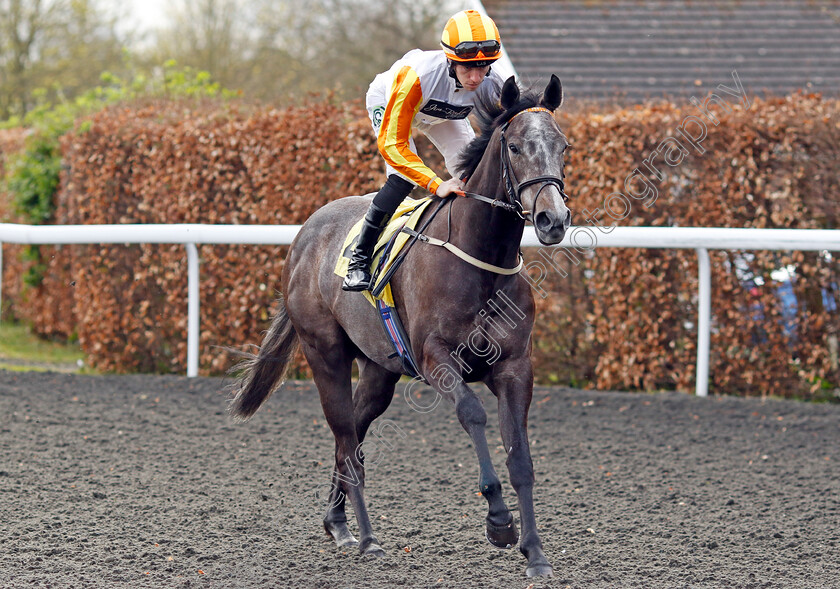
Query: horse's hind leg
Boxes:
[
  {"xmin": 352, "ymin": 359, "xmax": 401, "ymax": 443},
  {"xmin": 300, "ymin": 338, "xmax": 384, "ymax": 556},
  {"xmin": 323, "ymin": 468, "xmax": 357, "ymax": 548},
  {"xmin": 323, "ymin": 359, "xmax": 400, "ymax": 549}
]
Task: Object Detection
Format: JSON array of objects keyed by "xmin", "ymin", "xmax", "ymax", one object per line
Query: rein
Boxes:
[
  {"xmin": 453, "ymin": 189, "xmax": 522, "ymax": 216},
  {"xmin": 457, "ymin": 106, "xmax": 568, "ymax": 221}
]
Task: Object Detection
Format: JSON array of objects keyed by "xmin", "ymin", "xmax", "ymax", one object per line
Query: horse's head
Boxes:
[{"xmin": 498, "ymin": 75, "xmax": 572, "ymax": 245}]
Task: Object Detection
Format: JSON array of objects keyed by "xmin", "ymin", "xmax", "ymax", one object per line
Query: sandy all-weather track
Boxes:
[{"xmin": 0, "ymin": 370, "xmax": 838, "ymax": 588}]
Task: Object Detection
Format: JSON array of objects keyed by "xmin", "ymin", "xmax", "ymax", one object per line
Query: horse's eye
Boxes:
[{"xmin": 509, "ymin": 143, "xmax": 520, "ymax": 155}]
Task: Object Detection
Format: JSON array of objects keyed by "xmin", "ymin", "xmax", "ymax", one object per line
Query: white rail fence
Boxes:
[{"xmin": 1, "ymin": 223, "xmax": 838, "ymax": 396}]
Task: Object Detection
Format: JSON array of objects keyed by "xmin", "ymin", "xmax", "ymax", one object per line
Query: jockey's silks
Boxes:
[{"xmin": 367, "ymin": 49, "xmax": 504, "ymax": 194}]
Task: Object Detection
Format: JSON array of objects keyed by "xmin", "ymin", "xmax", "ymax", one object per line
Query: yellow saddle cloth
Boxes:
[{"xmin": 334, "ymin": 197, "xmax": 434, "ymax": 307}]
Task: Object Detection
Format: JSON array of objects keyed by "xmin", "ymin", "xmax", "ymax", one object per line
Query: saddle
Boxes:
[
  {"xmin": 334, "ymin": 197, "xmax": 435, "ymax": 307},
  {"xmin": 334, "ymin": 197, "xmax": 440, "ymax": 380}
]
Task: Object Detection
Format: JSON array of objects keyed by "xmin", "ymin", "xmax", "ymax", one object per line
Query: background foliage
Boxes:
[
  {"xmin": 1, "ymin": 93, "xmax": 837, "ymax": 399},
  {"xmin": 0, "ymin": 0, "xmax": 457, "ymax": 122},
  {"xmin": 0, "ymin": 0, "xmax": 837, "ymax": 398}
]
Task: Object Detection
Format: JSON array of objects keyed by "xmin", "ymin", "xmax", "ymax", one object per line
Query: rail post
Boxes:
[
  {"xmin": 186, "ymin": 243, "xmax": 200, "ymax": 377},
  {"xmin": 696, "ymin": 247, "xmax": 711, "ymax": 397}
]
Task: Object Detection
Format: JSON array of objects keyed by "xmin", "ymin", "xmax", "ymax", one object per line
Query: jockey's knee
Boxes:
[{"xmin": 372, "ymin": 175, "xmax": 414, "ymax": 212}]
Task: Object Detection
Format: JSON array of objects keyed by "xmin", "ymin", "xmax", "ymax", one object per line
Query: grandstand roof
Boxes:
[{"xmin": 482, "ymin": 0, "xmax": 840, "ymax": 102}]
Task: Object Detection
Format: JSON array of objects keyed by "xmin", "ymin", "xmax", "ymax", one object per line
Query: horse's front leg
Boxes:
[
  {"xmin": 421, "ymin": 342, "xmax": 519, "ymax": 550},
  {"xmin": 488, "ymin": 359, "xmax": 553, "ymax": 578}
]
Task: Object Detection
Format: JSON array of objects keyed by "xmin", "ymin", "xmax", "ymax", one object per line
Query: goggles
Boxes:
[{"xmin": 443, "ymin": 39, "xmax": 501, "ymax": 60}]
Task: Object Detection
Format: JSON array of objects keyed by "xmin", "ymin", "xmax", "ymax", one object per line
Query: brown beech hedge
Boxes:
[{"xmin": 0, "ymin": 92, "xmax": 838, "ymax": 398}]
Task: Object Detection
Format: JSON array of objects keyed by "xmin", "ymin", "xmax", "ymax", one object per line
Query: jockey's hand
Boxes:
[{"xmin": 435, "ymin": 178, "xmax": 463, "ymax": 198}]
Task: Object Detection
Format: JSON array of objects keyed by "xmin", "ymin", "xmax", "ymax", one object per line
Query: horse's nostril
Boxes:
[
  {"xmin": 534, "ymin": 211, "xmax": 553, "ymax": 232},
  {"xmin": 564, "ymin": 210, "xmax": 572, "ymax": 229}
]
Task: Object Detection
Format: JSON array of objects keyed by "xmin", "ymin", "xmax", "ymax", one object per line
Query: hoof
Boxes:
[
  {"xmin": 324, "ymin": 520, "xmax": 359, "ymax": 548},
  {"xmin": 359, "ymin": 538, "xmax": 386, "ymax": 557},
  {"xmin": 525, "ymin": 561, "xmax": 554, "ymax": 578},
  {"xmin": 485, "ymin": 514, "xmax": 519, "ymax": 549}
]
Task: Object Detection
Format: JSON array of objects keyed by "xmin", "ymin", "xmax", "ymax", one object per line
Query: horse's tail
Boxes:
[{"xmin": 228, "ymin": 296, "xmax": 300, "ymax": 420}]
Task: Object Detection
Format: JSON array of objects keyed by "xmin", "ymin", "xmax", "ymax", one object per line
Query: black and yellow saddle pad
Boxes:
[{"xmin": 334, "ymin": 197, "xmax": 434, "ymax": 307}]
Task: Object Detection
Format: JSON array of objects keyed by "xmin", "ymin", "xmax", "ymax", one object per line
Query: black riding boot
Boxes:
[{"xmin": 342, "ymin": 203, "xmax": 392, "ymax": 291}]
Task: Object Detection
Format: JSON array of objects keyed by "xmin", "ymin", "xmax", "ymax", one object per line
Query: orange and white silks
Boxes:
[
  {"xmin": 366, "ymin": 49, "xmax": 504, "ymax": 192},
  {"xmin": 378, "ymin": 66, "xmax": 442, "ymax": 193}
]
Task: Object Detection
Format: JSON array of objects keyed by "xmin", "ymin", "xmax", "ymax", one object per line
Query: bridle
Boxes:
[
  {"xmin": 380, "ymin": 108, "xmax": 568, "ymax": 284},
  {"xmin": 456, "ymin": 106, "xmax": 568, "ymax": 221}
]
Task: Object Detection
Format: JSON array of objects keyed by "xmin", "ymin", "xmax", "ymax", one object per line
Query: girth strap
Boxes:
[{"xmin": 401, "ymin": 227, "xmax": 524, "ymax": 275}]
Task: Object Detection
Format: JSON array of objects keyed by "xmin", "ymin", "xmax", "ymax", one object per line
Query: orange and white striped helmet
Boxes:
[{"xmin": 440, "ymin": 10, "xmax": 502, "ymax": 64}]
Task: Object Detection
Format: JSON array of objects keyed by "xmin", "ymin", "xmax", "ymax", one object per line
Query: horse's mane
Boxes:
[{"xmin": 456, "ymin": 88, "xmax": 543, "ymax": 181}]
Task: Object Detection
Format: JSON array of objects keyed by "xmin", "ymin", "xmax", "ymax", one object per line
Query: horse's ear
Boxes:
[
  {"xmin": 500, "ymin": 76, "xmax": 520, "ymax": 110},
  {"xmin": 541, "ymin": 74, "xmax": 563, "ymax": 111}
]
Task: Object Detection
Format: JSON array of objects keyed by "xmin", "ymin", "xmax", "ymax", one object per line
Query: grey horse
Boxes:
[{"xmin": 230, "ymin": 75, "xmax": 571, "ymax": 578}]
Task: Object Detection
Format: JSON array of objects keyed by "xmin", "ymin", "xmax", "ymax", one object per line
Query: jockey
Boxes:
[{"xmin": 342, "ymin": 9, "xmax": 506, "ymax": 291}]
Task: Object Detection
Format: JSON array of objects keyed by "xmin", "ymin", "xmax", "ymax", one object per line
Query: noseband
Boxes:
[{"xmin": 458, "ymin": 107, "xmax": 568, "ymax": 220}]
